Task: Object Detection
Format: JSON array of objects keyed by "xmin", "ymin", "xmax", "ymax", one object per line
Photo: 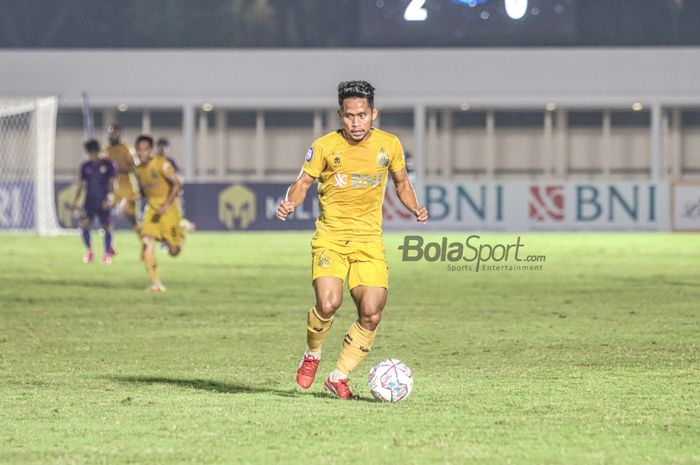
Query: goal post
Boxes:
[{"xmin": 0, "ymin": 97, "xmax": 61, "ymax": 236}]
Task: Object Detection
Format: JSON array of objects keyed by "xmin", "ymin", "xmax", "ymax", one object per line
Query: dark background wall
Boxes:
[{"xmin": 1, "ymin": 0, "xmax": 699, "ymax": 48}]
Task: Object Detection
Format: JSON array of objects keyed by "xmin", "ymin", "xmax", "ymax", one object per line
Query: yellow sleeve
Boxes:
[
  {"xmin": 158, "ymin": 158, "xmax": 175, "ymax": 178},
  {"xmin": 389, "ymin": 137, "xmax": 406, "ymax": 173},
  {"xmin": 302, "ymin": 142, "xmax": 324, "ymax": 178}
]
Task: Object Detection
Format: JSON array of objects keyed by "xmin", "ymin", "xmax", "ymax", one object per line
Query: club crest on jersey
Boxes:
[
  {"xmin": 376, "ymin": 148, "xmax": 390, "ymax": 168},
  {"xmin": 305, "ymin": 147, "xmax": 314, "ymax": 162},
  {"xmin": 318, "ymin": 251, "xmax": 331, "ymax": 268},
  {"xmin": 99, "ymin": 165, "xmax": 107, "ymax": 173},
  {"xmin": 334, "ymin": 156, "xmax": 341, "ymax": 166}
]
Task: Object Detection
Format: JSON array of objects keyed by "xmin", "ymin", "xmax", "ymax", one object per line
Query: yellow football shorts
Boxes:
[
  {"xmin": 142, "ymin": 203, "xmax": 184, "ymax": 248},
  {"xmin": 311, "ymin": 238, "xmax": 388, "ymax": 290}
]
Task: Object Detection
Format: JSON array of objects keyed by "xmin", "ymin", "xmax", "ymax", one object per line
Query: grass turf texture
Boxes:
[{"xmin": 0, "ymin": 231, "xmax": 698, "ymax": 465}]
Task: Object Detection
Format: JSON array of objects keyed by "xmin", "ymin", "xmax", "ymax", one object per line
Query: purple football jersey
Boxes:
[{"xmin": 81, "ymin": 159, "xmax": 116, "ymax": 204}]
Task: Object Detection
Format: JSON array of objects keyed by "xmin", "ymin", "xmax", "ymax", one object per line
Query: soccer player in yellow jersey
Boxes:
[
  {"xmin": 131, "ymin": 135, "xmax": 185, "ymax": 292},
  {"xmin": 105, "ymin": 124, "xmax": 140, "ymax": 235},
  {"xmin": 276, "ymin": 81, "xmax": 428, "ymax": 399}
]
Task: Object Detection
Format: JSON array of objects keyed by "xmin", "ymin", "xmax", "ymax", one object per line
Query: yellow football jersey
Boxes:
[
  {"xmin": 134, "ymin": 156, "xmax": 176, "ymax": 208},
  {"xmin": 303, "ymin": 128, "xmax": 406, "ymax": 242},
  {"xmin": 105, "ymin": 143, "xmax": 136, "ymax": 194}
]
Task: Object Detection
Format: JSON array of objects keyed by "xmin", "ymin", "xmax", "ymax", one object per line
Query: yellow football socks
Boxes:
[
  {"xmin": 306, "ymin": 306, "xmax": 334, "ymax": 353},
  {"xmin": 336, "ymin": 321, "xmax": 376, "ymax": 375},
  {"xmin": 144, "ymin": 249, "xmax": 160, "ymax": 284}
]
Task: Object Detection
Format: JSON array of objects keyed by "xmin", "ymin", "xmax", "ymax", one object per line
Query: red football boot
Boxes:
[
  {"xmin": 296, "ymin": 354, "xmax": 320, "ymax": 389},
  {"xmin": 83, "ymin": 249, "xmax": 94, "ymax": 264},
  {"xmin": 324, "ymin": 376, "xmax": 353, "ymax": 400}
]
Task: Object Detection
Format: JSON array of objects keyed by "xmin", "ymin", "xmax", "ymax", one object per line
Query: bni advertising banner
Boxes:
[
  {"xmin": 671, "ymin": 183, "xmax": 700, "ymax": 232},
  {"xmin": 384, "ymin": 181, "xmax": 669, "ymax": 231},
  {"xmin": 55, "ymin": 180, "xmax": 672, "ymax": 232}
]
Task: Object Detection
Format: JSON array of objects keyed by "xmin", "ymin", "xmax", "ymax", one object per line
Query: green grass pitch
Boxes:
[{"xmin": 1, "ymin": 231, "xmax": 698, "ymax": 465}]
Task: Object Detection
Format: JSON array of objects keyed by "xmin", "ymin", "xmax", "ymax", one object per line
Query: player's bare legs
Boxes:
[
  {"xmin": 142, "ymin": 235, "xmax": 165, "ymax": 292},
  {"xmin": 296, "ymin": 277, "xmax": 343, "ymax": 389},
  {"xmin": 314, "ymin": 277, "xmax": 344, "ymax": 319},
  {"xmin": 324, "ymin": 285, "xmax": 387, "ymax": 399},
  {"xmin": 350, "ymin": 285, "xmax": 388, "ymax": 332}
]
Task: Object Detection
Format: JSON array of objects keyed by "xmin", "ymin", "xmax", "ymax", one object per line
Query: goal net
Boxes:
[{"xmin": 0, "ymin": 97, "xmax": 61, "ymax": 235}]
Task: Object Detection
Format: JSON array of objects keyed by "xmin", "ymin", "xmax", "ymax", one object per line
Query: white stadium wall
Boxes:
[
  {"xmin": 3, "ymin": 48, "xmax": 700, "ymax": 107},
  {"xmin": 3, "ymin": 48, "xmax": 700, "ymax": 231}
]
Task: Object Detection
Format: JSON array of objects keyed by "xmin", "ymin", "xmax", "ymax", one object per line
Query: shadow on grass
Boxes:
[{"xmin": 109, "ymin": 375, "xmax": 376, "ymax": 403}]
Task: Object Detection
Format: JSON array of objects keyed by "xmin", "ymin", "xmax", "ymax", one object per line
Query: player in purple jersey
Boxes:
[{"xmin": 72, "ymin": 139, "xmax": 118, "ymax": 265}]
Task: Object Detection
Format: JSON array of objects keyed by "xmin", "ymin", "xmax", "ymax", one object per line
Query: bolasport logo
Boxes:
[{"xmin": 398, "ymin": 235, "xmax": 547, "ymax": 273}]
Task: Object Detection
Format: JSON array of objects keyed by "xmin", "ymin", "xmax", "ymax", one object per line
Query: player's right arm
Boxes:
[
  {"xmin": 73, "ymin": 164, "xmax": 87, "ymax": 210},
  {"xmin": 277, "ymin": 170, "xmax": 316, "ymax": 221},
  {"xmin": 277, "ymin": 144, "xmax": 323, "ymax": 221},
  {"xmin": 73, "ymin": 180, "xmax": 87, "ymax": 210}
]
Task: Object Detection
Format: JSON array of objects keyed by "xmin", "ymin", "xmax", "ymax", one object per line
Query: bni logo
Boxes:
[{"xmin": 529, "ymin": 185, "xmax": 564, "ymax": 222}]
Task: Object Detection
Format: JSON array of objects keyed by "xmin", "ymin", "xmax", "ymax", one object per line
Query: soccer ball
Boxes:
[{"xmin": 367, "ymin": 358, "xmax": 413, "ymax": 402}]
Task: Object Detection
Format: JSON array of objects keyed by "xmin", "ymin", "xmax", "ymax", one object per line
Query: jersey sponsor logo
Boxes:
[
  {"xmin": 351, "ymin": 173, "xmax": 384, "ymax": 189},
  {"xmin": 376, "ymin": 147, "xmax": 390, "ymax": 168},
  {"xmin": 218, "ymin": 184, "xmax": 257, "ymax": 230},
  {"xmin": 529, "ymin": 185, "xmax": 565, "ymax": 222},
  {"xmin": 305, "ymin": 147, "xmax": 314, "ymax": 162},
  {"xmin": 334, "ymin": 173, "xmax": 348, "ymax": 187},
  {"xmin": 333, "ymin": 173, "xmax": 384, "ymax": 189}
]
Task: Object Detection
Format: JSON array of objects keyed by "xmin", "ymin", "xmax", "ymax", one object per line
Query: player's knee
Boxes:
[
  {"xmin": 359, "ymin": 311, "xmax": 382, "ymax": 331},
  {"xmin": 142, "ymin": 236, "xmax": 155, "ymax": 250},
  {"xmin": 80, "ymin": 219, "xmax": 90, "ymax": 229},
  {"xmin": 168, "ymin": 246, "xmax": 181, "ymax": 257},
  {"xmin": 316, "ymin": 296, "xmax": 342, "ymax": 317}
]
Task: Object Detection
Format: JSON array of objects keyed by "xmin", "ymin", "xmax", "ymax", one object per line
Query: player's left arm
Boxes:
[{"xmin": 391, "ymin": 167, "xmax": 428, "ymax": 224}]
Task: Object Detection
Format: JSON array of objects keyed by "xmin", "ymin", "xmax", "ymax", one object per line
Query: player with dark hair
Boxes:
[
  {"xmin": 72, "ymin": 139, "xmax": 118, "ymax": 264},
  {"xmin": 277, "ymin": 80, "xmax": 428, "ymax": 399},
  {"xmin": 130, "ymin": 135, "xmax": 185, "ymax": 292},
  {"xmin": 155, "ymin": 137, "xmax": 180, "ymax": 173},
  {"xmin": 105, "ymin": 124, "xmax": 140, "ymax": 235}
]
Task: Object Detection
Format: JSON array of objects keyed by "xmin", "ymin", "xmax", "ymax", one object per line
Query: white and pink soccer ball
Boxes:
[{"xmin": 367, "ymin": 358, "xmax": 413, "ymax": 402}]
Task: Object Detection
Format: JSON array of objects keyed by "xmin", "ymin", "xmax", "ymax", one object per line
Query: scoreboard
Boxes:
[{"xmin": 360, "ymin": 0, "xmax": 576, "ymax": 46}]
